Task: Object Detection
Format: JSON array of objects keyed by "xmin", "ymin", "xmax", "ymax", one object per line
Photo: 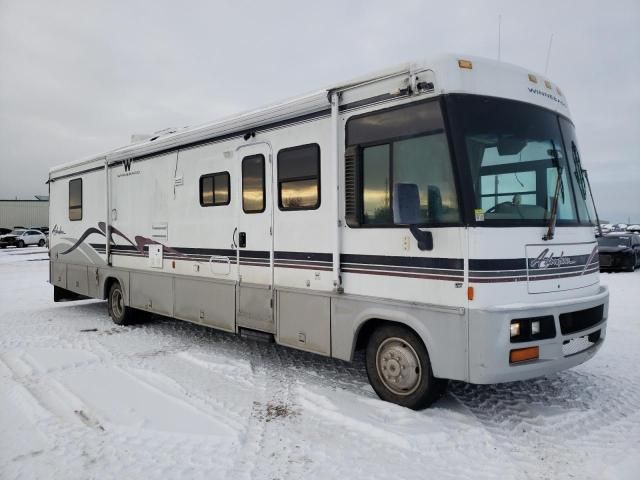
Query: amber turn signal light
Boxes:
[
  {"xmin": 458, "ymin": 59, "xmax": 473, "ymax": 69},
  {"xmin": 509, "ymin": 346, "xmax": 539, "ymax": 363}
]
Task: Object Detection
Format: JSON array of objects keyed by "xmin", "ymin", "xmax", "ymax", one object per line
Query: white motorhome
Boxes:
[{"xmin": 48, "ymin": 55, "xmax": 608, "ymax": 409}]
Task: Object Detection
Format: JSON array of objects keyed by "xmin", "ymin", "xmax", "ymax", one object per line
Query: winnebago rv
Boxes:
[{"xmin": 48, "ymin": 55, "xmax": 608, "ymax": 409}]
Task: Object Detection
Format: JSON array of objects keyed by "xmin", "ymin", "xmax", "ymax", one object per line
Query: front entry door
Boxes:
[{"xmin": 235, "ymin": 144, "xmax": 274, "ymax": 333}]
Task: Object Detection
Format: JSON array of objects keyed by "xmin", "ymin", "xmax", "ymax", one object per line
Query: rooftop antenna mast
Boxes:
[
  {"xmin": 498, "ymin": 15, "xmax": 502, "ymax": 61},
  {"xmin": 545, "ymin": 34, "xmax": 554, "ymax": 74}
]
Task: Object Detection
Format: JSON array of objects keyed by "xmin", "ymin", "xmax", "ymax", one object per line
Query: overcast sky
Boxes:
[{"xmin": 0, "ymin": 0, "xmax": 638, "ymax": 222}]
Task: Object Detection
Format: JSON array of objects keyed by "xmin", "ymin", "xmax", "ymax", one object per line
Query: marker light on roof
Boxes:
[
  {"xmin": 544, "ymin": 80, "xmax": 552, "ymax": 89},
  {"xmin": 556, "ymin": 87, "xmax": 563, "ymax": 96},
  {"xmin": 528, "ymin": 74, "xmax": 538, "ymax": 83},
  {"xmin": 458, "ymin": 59, "xmax": 473, "ymax": 69}
]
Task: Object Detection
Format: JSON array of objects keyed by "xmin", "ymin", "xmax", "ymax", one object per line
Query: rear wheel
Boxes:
[
  {"xmin": 366, "ymin": 324, "xmax": 447, "ymax": 410},
  {"xmin": 38, "ymin": 239, "xmax": 45, "ymax": 247},
  {"xmin": 108, "ymin": 282, "xmax": 136, "ymax": 325}
]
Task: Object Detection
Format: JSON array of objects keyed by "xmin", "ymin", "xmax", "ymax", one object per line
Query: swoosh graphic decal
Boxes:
[
  {"xmin": 62, "ymin": 223, "xmax": 141, "ymax": 256},
  {"xmin": 60, "ymin": 227, "xmax": 105, "ymax": 255},
  {"xmin": 582, "ymin": 246, "xmax": 599, "ymax": 276}
]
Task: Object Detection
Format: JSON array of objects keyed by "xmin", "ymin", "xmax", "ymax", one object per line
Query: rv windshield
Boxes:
[{"xmin": 446, "ymin": 95, "xmax": 593, "ymax": 226}]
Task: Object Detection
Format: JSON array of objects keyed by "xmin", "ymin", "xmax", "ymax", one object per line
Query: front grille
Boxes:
[
  {"xmin": 562, "ymin": 330, "xmax": 600, "ymax": 356},
  {"xmin": 599, "ymin": 254, "xmax": 611, "ymax": 267},
  {"xmin": 559, "ymin": 304, "xmax": 604, "ymax": 335}
]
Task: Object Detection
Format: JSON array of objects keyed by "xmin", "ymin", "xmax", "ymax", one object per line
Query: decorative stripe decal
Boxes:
[{"xmin": 80, "ymin": 233, "xmax": 600, "ymax": 284}]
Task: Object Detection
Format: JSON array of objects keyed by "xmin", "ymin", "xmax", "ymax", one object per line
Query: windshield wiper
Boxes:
[
  {"xmin": 543, "ymin": 141, "xmax": 563, "ymax": 241},
  {"xmin": 571, "ymin": 143, "xmax": 603, "ymax": 237},
  {"xmin": 583, "ymin": 169, "xmax": 603, "ymax": 237}
]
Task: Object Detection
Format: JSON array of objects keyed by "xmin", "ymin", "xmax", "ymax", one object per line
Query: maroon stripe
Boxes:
[
  {"xmin": 342, "ymin": 268, "xmax": 463, "ymax": 282},
  {"xmin": 470, "ymin": 266, "xmax": 600, "ymax": 283},
  {"xmin": 276, "ymin": 264, "xmax": 333, "ymax": 271}
]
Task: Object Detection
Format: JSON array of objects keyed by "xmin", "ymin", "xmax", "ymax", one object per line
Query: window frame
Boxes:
[
  {"xmin": 345, "ymin": 98, "xmax": 463, "ymax": 229},
  {"xmin": 199, "ymin": 171, "xmax": 231, "ymax": 207},
  {"xmin": 277, "ymin": 143, "xmax": 321, "ymax": 211},
  {"xmin": 241, "ymin": 154, "xmax": 266, "ymax": 214},
  {"xmin": 68, "ymin": 178, "xmax": 83, "ymax": 221}
]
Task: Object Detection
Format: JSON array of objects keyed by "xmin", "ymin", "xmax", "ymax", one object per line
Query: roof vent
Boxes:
[{"xmin": 130, "ymin": 134, "xmax": 152, "ymax": 143}]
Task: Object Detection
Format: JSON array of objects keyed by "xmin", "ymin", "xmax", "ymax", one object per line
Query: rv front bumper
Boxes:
[{"xmin": 467, "ymin": 285, "xmax": 609, "ymax": 384}]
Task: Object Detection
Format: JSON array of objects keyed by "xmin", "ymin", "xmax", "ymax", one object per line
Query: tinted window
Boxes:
[
  {"xmin": 69, "ymin": 178, "xmax": 82, "ymax": 221},
  {"xmin": 200, "ymin": 172, "xmax": 230, "ymax": 206},
  {"xmin": 277, "ymin": 144, "xmax": 320, "ymax": 210},
  {"xmin": 362, "ymin": 145, "xmax": 391, "ymax": 224},
  {"xmin": 348, "ymin": 100, "xmax": 461, "ymax": 226},
  {"xmin": 242, "ymin": 154, "xmax": 265, "ymax": 213},
  {"xmin": 348, "ymin": 101, "xmax": 445, "ymax": 146}
]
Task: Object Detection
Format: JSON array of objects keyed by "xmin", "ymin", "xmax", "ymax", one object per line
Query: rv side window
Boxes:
[
  {"xmin": 277, "ymin": 144, "xmax": 320, "ymax": 210},
  {"xmin": 346, "ymin": 100, "xmax": 461, "ymax": 226},
  {"xmin": 242, "ymin": 154, "xmax": 265, "ymax": 213},
  {"xmin": 200, "ymin": 172, "xmax": 230, "ymax": 207},
  {"xmin": 69, "ymin": 178, "xmax": 82, "ymax": 221}
]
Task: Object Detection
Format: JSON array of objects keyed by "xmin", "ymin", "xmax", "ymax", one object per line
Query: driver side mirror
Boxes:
[
  {"xmin": 392, "ymin": 183, "xmax": 421, "ymax": 225},
  {"xmin": 392, "ymin": 183, "xmax": 433, "ymax": 251}
]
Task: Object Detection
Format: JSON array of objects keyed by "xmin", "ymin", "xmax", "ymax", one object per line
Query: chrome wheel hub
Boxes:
[
  {"xmin": 111, "ymin": 289, "xmax": 123, "ymax": 319},
  {"xmin": 376, "ymin": 337, "xmax": 421, "ymax": 396}
]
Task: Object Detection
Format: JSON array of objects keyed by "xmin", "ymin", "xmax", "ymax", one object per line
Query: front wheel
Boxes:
[
  {"xmin": 16, "ymin": 240, "xmax": 24, "ymax": 248},
  {"xmin": 366, "ymin": 325, "xmax": 447, "ymax": 410}
]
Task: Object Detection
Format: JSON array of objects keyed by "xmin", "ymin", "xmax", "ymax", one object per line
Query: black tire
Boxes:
[
  {"xmin": 16, "ymin": 240, "xmax": 24, "ymax": 248},
  {"xmin": 38, "ymin": 239, "xmax": 45, "ymax": 247},
  {"xmin": 107, "ymin": 282, "xmax": 136, "ymax": 325},
  {"xmin": 365, "ymin": 324, "xmax": 447, "ymax": 410}
]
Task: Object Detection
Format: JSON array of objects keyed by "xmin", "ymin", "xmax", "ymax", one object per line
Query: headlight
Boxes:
[
  {"xmin": 510, "ymin": 322, "xmax": 521, "ymax": 337},
  {"xmin": 510, "ymin": 316, "xmax": 556, "ymax": 343},
  {"xmin": 531, "ymin": 320, "xmax": 541, "ymax": 335}
]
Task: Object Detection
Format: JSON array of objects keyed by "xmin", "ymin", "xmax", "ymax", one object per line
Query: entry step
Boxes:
[{"xmin": 239, "ymin": 328, "xmax": 275, "ymax": 344}]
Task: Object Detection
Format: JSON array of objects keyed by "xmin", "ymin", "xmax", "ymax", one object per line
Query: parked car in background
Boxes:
[
  {"xmin": 626, "ymin": 225, "xmax": 640, "ymax": 233},
  {"xmin": 597, "ymin": 233, "xmax": 640, "ymax": 272},
  {"xmin": 0, "ymin": 228, "xmax": 11, "ymax": 236},
  {"xmin": 0, "ymin": 229, "xmax": 47, "ymax": 249},
  {"xmin": 28, "ymin": 226, "xmax": 49, "ymax": 235}
]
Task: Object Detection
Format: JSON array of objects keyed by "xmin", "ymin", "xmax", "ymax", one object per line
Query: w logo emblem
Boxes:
[{"xmin": 123, "ymin": 159, "xmax": 133, "ymax": 172}]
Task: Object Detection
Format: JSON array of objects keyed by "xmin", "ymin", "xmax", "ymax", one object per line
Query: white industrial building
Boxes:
[{"xmin": 0, "ymin": 197, "xmax": 49, "ymax": 229}]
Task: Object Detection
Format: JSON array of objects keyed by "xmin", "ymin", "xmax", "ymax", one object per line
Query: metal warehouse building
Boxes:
[{"xmin": 0, "ymin": 197, "xmax": 49, "ymax": 229}]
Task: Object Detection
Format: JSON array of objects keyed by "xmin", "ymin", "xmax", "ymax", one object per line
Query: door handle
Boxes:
[
  {"xmin": 232, "ymin": 227, "xmax": 238, "ymax": 248},
  {"xmin": 239, "ymin": 232, "xmax": 246, "ymax": 248}
]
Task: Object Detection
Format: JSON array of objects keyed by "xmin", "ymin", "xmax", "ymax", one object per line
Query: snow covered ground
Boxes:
[{"xmin": 1, "ymin": 247, "xmax": 639, "ymax": 480}]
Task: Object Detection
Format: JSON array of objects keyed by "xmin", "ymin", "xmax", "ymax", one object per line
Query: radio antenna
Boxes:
[
  {"xmin": 544, "ymin": 34, "xmax": 554, "ymax": 74},
  {"xmin": 498, "ymin": 15, "xmax": 502, "ymax": 62}
]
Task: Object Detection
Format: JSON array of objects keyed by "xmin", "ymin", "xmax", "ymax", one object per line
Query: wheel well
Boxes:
[
  {"xmin": 103, "ymin": 277, "xmax": 119, "ymax": 300},
  {"xmin": 354, "ymin": 318, "xmax": 423, "ymax": 353}
]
